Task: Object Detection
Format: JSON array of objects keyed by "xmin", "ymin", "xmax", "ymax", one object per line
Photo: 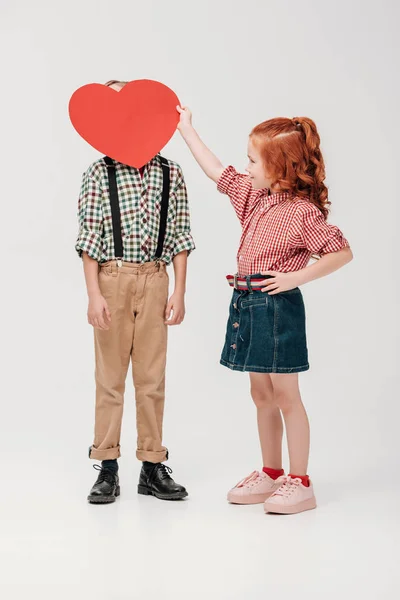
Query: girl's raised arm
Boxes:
[{"xmin": 177, "ymin": 106, "xmax": 225, "ymax": 184}]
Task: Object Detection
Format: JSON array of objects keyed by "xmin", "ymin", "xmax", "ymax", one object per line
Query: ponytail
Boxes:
[{"xmin": 290, "ymin": 117, "xmax": 329, "ymax": 218}]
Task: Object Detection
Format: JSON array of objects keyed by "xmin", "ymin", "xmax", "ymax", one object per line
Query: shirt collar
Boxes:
[
  {"xmin": 115, "ymin": 153, "xmax": 161, "ymax": 172},
  {"xmin": 263, "ymin": 190, "xmax": 291, "ymax": 206}
]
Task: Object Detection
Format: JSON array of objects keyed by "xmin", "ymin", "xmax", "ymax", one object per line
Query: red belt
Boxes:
[{"xmin": 226, "ymin": 274, "xmax": 266, "ymax": 291}]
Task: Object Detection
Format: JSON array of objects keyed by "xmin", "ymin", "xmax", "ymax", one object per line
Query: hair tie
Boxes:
[{"xmin": 292, "ymin": 119, "xmax": 301, "ymax": 128}]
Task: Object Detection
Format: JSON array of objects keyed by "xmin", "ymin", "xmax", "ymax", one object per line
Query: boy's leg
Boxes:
[
  {"xmin": 131, "ymin": 264, "xmax": 169, "ymax": 463},
  {"xmin": 90, "ymin": 266, "xmax": 135, "ymax": 461}
]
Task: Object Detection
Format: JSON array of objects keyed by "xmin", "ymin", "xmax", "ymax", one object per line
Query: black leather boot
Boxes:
[
  {"xmin": 87, "ymin": 464, "xmax": 120, "ymax": 504},
  {"xmin": 138, "ymin": 462, "xmax": 188, "ymax": 500}
]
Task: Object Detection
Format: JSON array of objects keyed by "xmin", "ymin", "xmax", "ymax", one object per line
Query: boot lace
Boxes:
[
  {"xmin": 149, "ymin": 463, "xmax": 173, "ymax": 482},
  {"xmin": 93, "ymin": 464, "xmax": 116, "ymax": 485}
]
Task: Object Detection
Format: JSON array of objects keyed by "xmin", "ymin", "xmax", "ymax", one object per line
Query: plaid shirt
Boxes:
[
  {"xmin": 75, "ymin": 155, "xmax": 195, "ymax": 264},
  {"xmin": 218, "ymin": 166, "xmax": 349, "ymax": 276}
]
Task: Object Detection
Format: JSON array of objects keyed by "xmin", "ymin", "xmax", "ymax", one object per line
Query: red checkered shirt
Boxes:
[{"xmin": 217, "ymin": 166, "xmax": 350, "ymax": 276}]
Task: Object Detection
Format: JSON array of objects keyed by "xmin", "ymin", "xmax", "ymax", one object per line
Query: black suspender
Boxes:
[
  {"xmin": 103, "ymin": 156, "xmax": 123, "ymax": 259},
  {"xmin": 103, "ymin": 155, "xmax": 170, "ymax": 262},
  {"xmin": 155, "ymin": 155, "xmax": 170, "ymax": 260}
]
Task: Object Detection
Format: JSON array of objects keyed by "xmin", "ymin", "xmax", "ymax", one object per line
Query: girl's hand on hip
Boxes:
[
  {"xmin": 260, "ymin": 271, "xmax": 302, "ymax": 294},
  {"xmin": 176, "ymin": 105, "xmax": 192, "ymax": 131},
  {"xmin": 165, "ymin": 292, "xmax": 185, "ymax": 326},
  {"xmin": 88, "ymin": 293, "xmax": 111, "ymax": 330}
]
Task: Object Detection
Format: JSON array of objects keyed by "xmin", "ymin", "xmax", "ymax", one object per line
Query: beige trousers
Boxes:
[{"xmin": 89, "ymin": 260, "xmax": 169, "ymax": 463}]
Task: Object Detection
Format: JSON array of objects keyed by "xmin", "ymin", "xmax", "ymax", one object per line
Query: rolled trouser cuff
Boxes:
[
  {"xmin": 89, "ymin": 445, "xmax": 121, "ymax": 460},
  {"xmin": 136, "ymin": 448, "xmax": 168, "ymax": 463}
]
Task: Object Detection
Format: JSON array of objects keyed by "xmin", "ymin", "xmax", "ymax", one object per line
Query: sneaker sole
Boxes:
[
  {"xmin": 264, "ymin": 497, "xmax": 317, "ymax": 514},
  {"xmin": 137, "ymin": 485, "xmax": 188, "ymax": 501},
  {"xmin": 227, "ymin": 491, "xmax": 274, "ymax": 505},
  {"xmin": 87, "ymin": 486, "xmax": 120, "ymax": 504}
]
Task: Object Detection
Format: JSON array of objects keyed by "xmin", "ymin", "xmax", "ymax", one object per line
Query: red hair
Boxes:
[{"xmin": 250, "ymin": 117, "xmax": 330, "ymax": 218}]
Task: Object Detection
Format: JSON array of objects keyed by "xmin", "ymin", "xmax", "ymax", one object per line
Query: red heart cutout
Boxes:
[{"xmin": 69, "ymin": 79, "xmax": 180, "ymax": 168}]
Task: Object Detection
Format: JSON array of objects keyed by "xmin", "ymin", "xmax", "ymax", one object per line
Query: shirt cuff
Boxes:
[
  {"xmin": 217, "ymin": 165, "xmax": 238, "ymax": 194},
  {"xmin": 75, "ymin": 228, "xmax": 103, "ymax": 262},
  {"xmin": 173, "ymin": 231, "xmax": 196, "ymax": 257},
  {"xmin": 319, "ymin": 234, "xmax": 350, "ymax": 256}
]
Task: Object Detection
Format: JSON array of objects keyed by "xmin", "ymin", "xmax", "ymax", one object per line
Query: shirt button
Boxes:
[
  {"xmin": 233, "ymin": 303, "xmax": 237, "ymax": 309},
  {"xmin": 231, "ymin": 344, "xmax": 237, "ymax": 350},
  {"xmin": 233, "ymin": 322, "xmax": 239, "ymax": 328}
]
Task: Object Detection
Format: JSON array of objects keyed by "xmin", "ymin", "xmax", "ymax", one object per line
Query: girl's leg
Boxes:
[
  {"xmin": 227, "ymin": 373, "xmax": 284, "ymax": 505},
  {"xmin": 249, "ymin": 372, "xmax": 283, "ymax": 469},
  {"xmin": 269, "ymin": 373, "xmax": 310, "ymax": 475}
]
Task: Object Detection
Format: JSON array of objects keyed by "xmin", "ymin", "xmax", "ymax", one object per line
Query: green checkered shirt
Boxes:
[{"xmin": 75, "ymin": 155, "xmax": 195, "ymax": 265}]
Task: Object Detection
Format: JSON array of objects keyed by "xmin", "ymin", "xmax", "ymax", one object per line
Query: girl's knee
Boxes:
[
  {"xmin": 270, "ymin": 374, "xmax": 300, "ymax": 412},
  {"xmin": 273, "ymin": 388, "xmax": 301, "ymax": 413},
  {"xmin": 250, "ymin": 386, "xmax": 275, "ymax": 409}
]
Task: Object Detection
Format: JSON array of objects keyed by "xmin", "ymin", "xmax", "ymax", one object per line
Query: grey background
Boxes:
[{"xmin": 1, "ymin": 0, "xmax": 399, "ymax": 598}]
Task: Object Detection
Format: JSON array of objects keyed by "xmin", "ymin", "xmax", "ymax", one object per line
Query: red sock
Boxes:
[
  {"xmin": 262, "ymin": 467, "xmax": 284, "ymax": 480},
  {"xmin": 289, "ymin": 474, "xmax": 310, "ymax": 487}
]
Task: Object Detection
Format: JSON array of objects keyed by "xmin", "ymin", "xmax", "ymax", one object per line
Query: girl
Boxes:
[{"xmin": 177, "ymin": 107, "xmax": 353, "ymax": 515}]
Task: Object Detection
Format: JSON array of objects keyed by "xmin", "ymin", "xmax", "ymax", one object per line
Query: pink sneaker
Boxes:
[
  {"xmin": 227, "ymin": 470, "xmax": 286, "ymax": 504},
  {"xmin": 264, "ymin": 476, "xmax": 317, "ymax": 514}
]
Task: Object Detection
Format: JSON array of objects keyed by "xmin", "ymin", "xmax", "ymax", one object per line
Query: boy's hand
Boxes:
[
  {"xmin": 165, "ymin": 292, "xmax": 185, "ymax": 326},
  {"xmin": 88, "ymin": 293, "xmax": 111, "ymax": 330},
  {"xmin": 176, "ymin": 105, "xmax": 192, "ymax": 131}
]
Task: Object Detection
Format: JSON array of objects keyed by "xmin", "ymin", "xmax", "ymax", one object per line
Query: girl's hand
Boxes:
[
  {"xmin": 175, "ymin": 106, "xmax": 224, "ymax": 182},
  {"xmin": 165, "ymin": 292, "xmax": 185, "ymax": 325},
  {"xmin": 176, "ymin": 105, "xmax": 192, "ymax": 131},
  {"xmin": 88, "ymin": 293, "xmax": 111, "ymax": 330},
  {"xmin": 260, "ymin": 271, "xmax": 303, "ymax": 294}
]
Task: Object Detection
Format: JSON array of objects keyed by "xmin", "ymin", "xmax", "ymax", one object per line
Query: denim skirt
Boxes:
[{"xmin": 220, "ymin": 276, "xmax": 309, "ymax": 374}]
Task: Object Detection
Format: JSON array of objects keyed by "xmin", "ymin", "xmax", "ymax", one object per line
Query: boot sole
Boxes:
[
  {"xmin": 137, "ymin": 485, "xmax": 188, "ymax": 501},
  {"xmin": 88, "ymin": 486, "xmax": 120, "ymax": 504}
]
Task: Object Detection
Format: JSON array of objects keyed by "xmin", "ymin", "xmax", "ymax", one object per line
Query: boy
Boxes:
[{"xmin": 75, "ymin": 80, "xmax": 195, "ymax": 503}]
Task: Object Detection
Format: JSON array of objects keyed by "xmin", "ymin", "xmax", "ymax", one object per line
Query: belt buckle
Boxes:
[{"xmin": 234, "ymin": 274, "xmax": 238, "ymax": 289}]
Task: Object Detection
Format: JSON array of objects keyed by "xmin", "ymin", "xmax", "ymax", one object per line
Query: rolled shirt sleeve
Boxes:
[
  {"xmin": 217, "ymin": 165, "xmax": 258, "ymax": 226},
  {"xmin": 291, "ymin": 202, "xmax": 350, "ymax": 256},
  {"xmin": 172, "ymin": 170, "xmax": 196, "ymax": 258},
  {"xmin": 75, "ymin": 171, "xmax": 104, "ymax": 262}
]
